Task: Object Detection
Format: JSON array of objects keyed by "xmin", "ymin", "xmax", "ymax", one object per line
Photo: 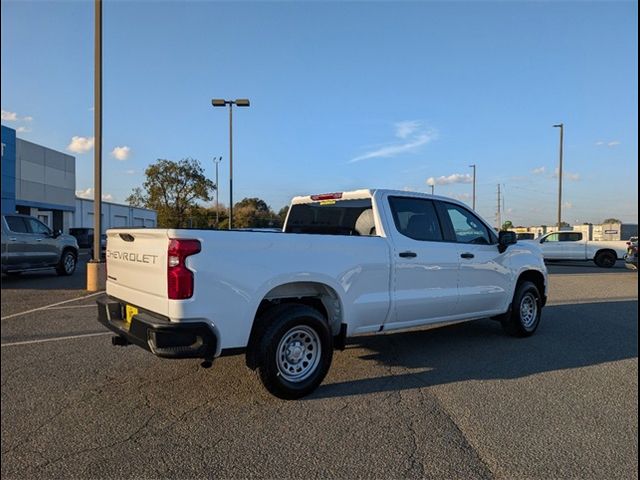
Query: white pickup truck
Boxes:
[
  {"xmin": 520, "ymin": 231, "xmax": 628, "ymax": 268},
  {"xmin": 97, "ymin": 189, "xmax": 548, "ymax": 399}
]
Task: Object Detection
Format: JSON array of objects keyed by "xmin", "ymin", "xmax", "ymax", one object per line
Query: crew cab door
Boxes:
[
  {"xmin": 538, "ymin": 233, "xmax": 568, "ymax": 259},
  {"xmin": 557, "ymin": 231, "xmax": 585, "ymax": 259},
  {"xmin": 435, "ymin": 201, "xmax": 511, "ymax": 316},
  {"xmin": 384, "ymin": 195, "xmax": 460, "ymax": 329},
  {"xmin": 24, "ymin": 217, "xmax": 59, "ymax": 265}
]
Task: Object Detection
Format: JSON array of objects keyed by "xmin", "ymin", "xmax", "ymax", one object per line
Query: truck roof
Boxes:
[{"xmin": 290, "ymin": 189, "xmax": 467, "ymax": 206}]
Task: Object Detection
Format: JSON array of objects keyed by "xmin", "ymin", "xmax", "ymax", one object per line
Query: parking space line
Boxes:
[
  {"xmin": 0, "ymin": 291, "xmax": 105, "ymax": 321},
  {"xmin": 46, "ymin": 305, "xmax": 98, "ymax": 310},
  {"xmin": 1, "ymin": 332, "xmax": 112, "ymax": 348}
]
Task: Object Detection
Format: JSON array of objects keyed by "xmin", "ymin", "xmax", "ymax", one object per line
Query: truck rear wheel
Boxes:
[
  {"xmin": 501, "ymin": 281, "xmax": 542, "ymax": 337},
  {"xmin": 594, "ymin": 250, "xmax": 616, "ymax": 268},
  {"xmin": 255, "ymin": 304, "xmax": 333, "ymax": 399}
]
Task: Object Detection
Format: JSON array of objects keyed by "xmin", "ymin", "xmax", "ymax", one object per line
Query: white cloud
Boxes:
[
  {"xmin": 1, "ymin": 110, "xmax": 33, "ymax": 122},
  {"xmin": 76, "ymin": 187, "xmax": 113, "ymax": 201},
  {"xmin": 67, "ymin": 136, "xmax": 94, "ymax": 154},
  {"xmin": 111, "ymin": 146, "xmax": 131, "ymax": 161},
  {"xmin": 552, "ymin": 168, "xmax": 580, "ymax": 181},
  {"xmin": 125, "ymin": 169, "xmax": 136, "ymax": 175},
  {"xmin": 395, "ymin": 120, "xmax": 421, "ymax": 139},
  {"xmin": 563, "ymin": 201, "xmax": 573, "ymax": 209},
  {"xmin": 1, "ymin": 110, "xmax": 18, "ymax": 121},
  {"xmin": 452, "ymin": 193, "xmax": 472, "ymax": 201},
  {"xmin": 596, "ymin": 140, "xmax": 621, "ymax": 147},
  {"xmin": 16, "ymin": 126, "xmax": 31, "ymax": 133},
  {"xmin": 532, "ymin": 166, "xmax": 546, "ymax": 174},
  {"xmin": 426, "ymin": 173, "xmax": 473, "ymax": 186},
  {"xmin": 349, "ymin": 122, "xmax": 438, "ymax": 163}
]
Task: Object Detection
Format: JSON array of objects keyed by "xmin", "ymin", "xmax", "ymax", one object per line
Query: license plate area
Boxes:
[{"xmin": 125, "ymin": 305, "xmax": 139, "ymax": 327}]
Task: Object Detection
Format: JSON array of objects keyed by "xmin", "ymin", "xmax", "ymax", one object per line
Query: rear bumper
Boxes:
[{"xmin": 96, "ymin": 295, "xmax": 217, "ymax": 359}]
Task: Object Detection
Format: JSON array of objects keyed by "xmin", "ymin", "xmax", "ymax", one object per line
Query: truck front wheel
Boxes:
[
  {"xmin": 501, "ymin": 281, "xmax": 542, "ymax": 337},
  {"xmin": 255, "ymin": 304, "xmax": 333, "ymax": 399}
]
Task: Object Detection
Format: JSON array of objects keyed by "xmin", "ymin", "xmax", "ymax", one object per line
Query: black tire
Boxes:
[
  {"xmin": 594, "ymin": 250, "xmax": 616, "ymax": 268},
  {"xmin": 501, "ymin": 281, "xmax": 542, "ymax": 337},
  {"xmin": 56, "ymin": 250, "xmax": 77, "ymax": 276},
  {"xmin": 255, "ymin": 304, "xmax": 333, "ymax": 399}
]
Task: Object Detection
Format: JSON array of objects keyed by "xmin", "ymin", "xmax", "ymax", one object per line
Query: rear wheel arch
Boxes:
[{"xmin": 246, "ymin": 282, "xmax": 343, "ymax": 370}]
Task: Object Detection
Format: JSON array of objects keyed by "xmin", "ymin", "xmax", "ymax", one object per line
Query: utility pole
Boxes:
[
  {"xmin": 469, "ymin": 164, "xmax": 476, "ymax": 210},
  {"xmin": 87, "ymin": 0, "xmax": 103, "ymax": 291},
  {"xmin": 213, "ymin": 156, "xmax": 222, "ymax": 227},
  {"xmin": 430, "ymin": 184, "xmax": 434, "ymax": 195},
  {"xmin": 496, "ymin": 184, "xmax": 501, "ymax": 229},
  {"xmin": 553, "ymin": 123, "xmax": 564, "ymax": 229}
]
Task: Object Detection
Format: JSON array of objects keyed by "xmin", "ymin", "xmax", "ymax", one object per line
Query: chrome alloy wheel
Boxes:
[
  {"xmin": 64, "ymin": 254, "xmax": 76, "ymax": 273},
  {"xmin": 520, "ymin": 292, "xmax": 538, "ymax": 328},
  {"xmin": 276, "ymin": 326, "xmax": 321, "ymax": 383}
]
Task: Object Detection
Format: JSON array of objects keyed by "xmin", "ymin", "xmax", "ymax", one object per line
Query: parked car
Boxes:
[
  {"xmin": 90, "ymin": 234, "xmax": 107, "ymax": 259},
  {"xmin": 97, "ymin": 189, "xmax": 547, "ymax": 399},
  {"xmin": 69, "ymin": 227, "xmax": 94, "ymax": 248},
  {"xmin": 519, "ymin": 231, "xmax": 628, "ymax": 268},
  {"xmin": 516, "ymin": 232, "xmax": 535, "ymax": 240},
  {"xmin": 1, "ymin": 214, "xmax": 79, "ymax": 276},
  {"xmin": 624, "ymin": 237, "xmax": 638, "ymax": 271}
]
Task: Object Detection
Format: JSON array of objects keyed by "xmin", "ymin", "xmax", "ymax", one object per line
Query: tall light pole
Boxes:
[
  {"xmin": 87, "ymin": 0, "xmax": 103, "ymax": 291},
  {"xmin": 212, "ymin": 98, "xmax": 250, "ymax": 229},
  {"xmin": 469, "ymin": 164, "xmax": 476, "ymax": 210},
  {"xmin": 213, "ymin": 156, "xmax": 222, "ymax": 227},
  {"xmin": 553, "ymin": 123, "xmax": 564, "ymax": 230},
  {"xmin": 430, "ymin": 184, "xmax": 434, "ymax": 195}
]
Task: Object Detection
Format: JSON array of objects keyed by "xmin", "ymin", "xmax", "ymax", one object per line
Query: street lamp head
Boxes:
[
  {"xmin": 235, "ymin": 99, "xmax": 250, "ymax": 107},
  {"xmin": 212, "ymin": 99, "xmax": 227, "ymax": 107},
  {"xmin": 553, "ymin": 123, "xmax": 563, "ymax": 128}
]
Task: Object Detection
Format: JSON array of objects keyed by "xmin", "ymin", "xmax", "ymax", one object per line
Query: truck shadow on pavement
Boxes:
[{"xmin": 310, "ymin": 300, "xmax": 638, "ymax": 399}]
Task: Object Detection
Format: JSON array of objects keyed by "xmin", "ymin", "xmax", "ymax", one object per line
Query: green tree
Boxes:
[
  {"xmin": 233, "ymin": 198, "xmax": 279, "ymax": 228},
  {"xmin": 501, "ymin": 220, "xmax": 513, "ymax": 231},
  {"xmin": 277, "ymin": 205, "xmax": 290, "ymax": 227},
  {"xmin": 602, "ymin": 218, "xmax": 621, "ymax": 224},
  {"xmin": 127, "ymin": 158, "xmax": 215, "ymax": 228}
]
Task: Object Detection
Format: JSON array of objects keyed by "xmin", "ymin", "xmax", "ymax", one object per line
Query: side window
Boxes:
[
  {"xmin": 560, "ymin": 232, "xmax": 582, "ymax": 242},
  {"xmin": 388, "ymin": 197, "xmax": 443, "ymax": 241},
  {"xmin": 441, "ymin": 203, "xmax": 492, "ymax": 244},
  {"xmin": 5, "ymin": 216, "xmax": 29, "ymax": 233},
  {"xmin": 544, "ymin": 234, "xmax": 559, "ymax": 242},
  {"xmin": 26, "ymin": 218, "xmax": 51, "ymax": 235}
]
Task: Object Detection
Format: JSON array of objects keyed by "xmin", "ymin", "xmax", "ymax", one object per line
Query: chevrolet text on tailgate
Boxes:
[{"xmin": 97, "ymin": 189, "xmax": 548, "ymax": 399}]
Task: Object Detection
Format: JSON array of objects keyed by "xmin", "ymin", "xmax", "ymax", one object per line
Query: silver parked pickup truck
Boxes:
[{"xmin": 1, "ymin": 214, "xmax": 79, "ymax": 276}]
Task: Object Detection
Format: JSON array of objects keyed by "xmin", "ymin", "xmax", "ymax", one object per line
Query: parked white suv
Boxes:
[{"xmin": 97, "ymin": 189, "xmax": 548, "ymax": 398}]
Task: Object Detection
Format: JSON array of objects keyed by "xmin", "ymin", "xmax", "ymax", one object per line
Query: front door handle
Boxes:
[
  {"xmin": 399, "ymin": 251, "xmax": 417, "ymax": 258},
  {"xmin": 9, "ymin": 237, "xmax": 17, "ymax": 241},
  {"xmin": 460, "ymin": 252, "xmax": 474, "ymax": 259}
]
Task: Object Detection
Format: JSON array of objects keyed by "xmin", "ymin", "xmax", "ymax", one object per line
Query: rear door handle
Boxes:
[
  {"xmin": 460, "ymin": 252, "xmax": 474, "ymax": 259},
  {"xmin": 399, "ymin": 251, "xmax": 417, "ymax": 258}
]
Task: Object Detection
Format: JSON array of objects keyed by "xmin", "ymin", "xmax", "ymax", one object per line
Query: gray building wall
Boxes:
[
  {"xmin": 16, "ymin": 138, "xmax": 75, "ymax": 210},
  {"xmin": 74, "ymin": 197, "xmax": 157, "ymax": 233}
]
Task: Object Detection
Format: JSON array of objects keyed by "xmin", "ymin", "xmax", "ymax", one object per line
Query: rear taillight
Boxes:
[{"xmin": 167, "ymin": 239, "xmax": 201, "ymax": 300}]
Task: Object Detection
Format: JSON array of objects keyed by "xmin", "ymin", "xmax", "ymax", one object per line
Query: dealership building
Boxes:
[{"xmin": 1, "ymin": 125, "xmax": 156, "ymax": 232}]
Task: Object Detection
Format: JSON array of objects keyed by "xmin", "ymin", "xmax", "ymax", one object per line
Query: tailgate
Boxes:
[{"xmin": 105, "ymin": 229, "xmax": 169, "ymax": 315}]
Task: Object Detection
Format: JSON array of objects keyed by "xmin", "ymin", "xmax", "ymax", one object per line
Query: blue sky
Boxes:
[{"xmin": 2, "ymin": 0, "xmax": 637, "ymax": 226}]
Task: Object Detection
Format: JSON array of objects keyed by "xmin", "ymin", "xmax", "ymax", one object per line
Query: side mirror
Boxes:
[
  {"xmin": 498, "ymin": 230, "xmax": 517, "ymax": 253},
  {"xmin": 51, "ymin": 229, "xmax": 62, "ymax": 238}
]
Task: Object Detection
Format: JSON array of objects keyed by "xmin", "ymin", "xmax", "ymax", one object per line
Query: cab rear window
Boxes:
[{"xmin": 285, "ymin": 199, "xmax": 376, "ymax": 236}]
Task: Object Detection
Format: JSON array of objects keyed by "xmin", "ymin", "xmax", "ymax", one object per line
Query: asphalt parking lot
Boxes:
[{"xmin": 1, "ymin": 256, "xmax": 637, "ymax": 479}]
